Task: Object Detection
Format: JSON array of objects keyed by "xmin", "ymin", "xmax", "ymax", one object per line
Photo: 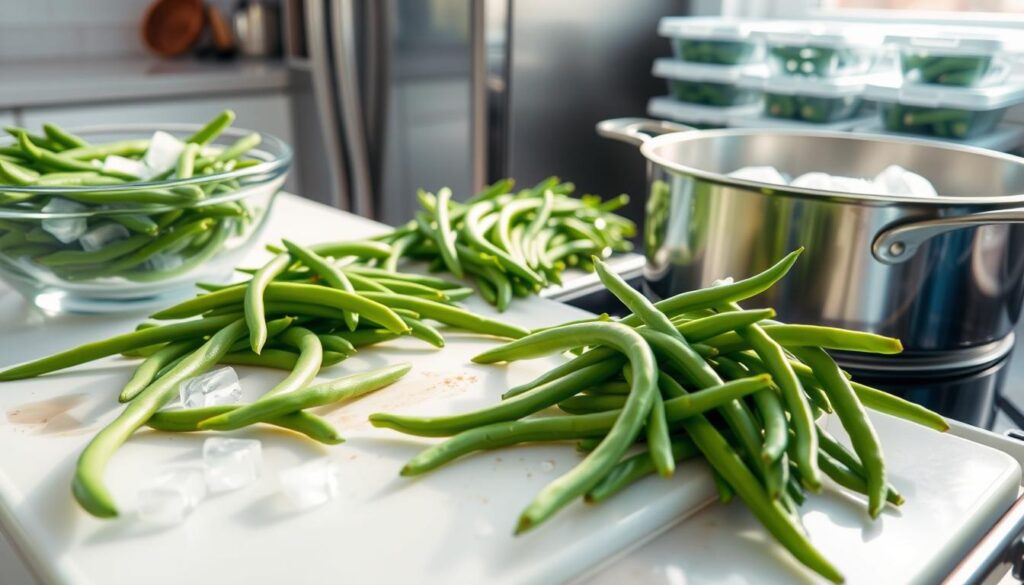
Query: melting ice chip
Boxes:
[
  {"xmin": 180, "ymin": 367, "xmax": 241, "ymax": 409},
  {"xmin": 726, "ymin": 166, "xmax": 788, "ymax": 186},
  {"xmin": 792, "ymin": 173, "xmax": 884, "ymax": 196},
  {"xmin": 873, "ymin": 164, "xmax": 938, "ymax": 197},
  {"xmin": 137, "ymin": 467, "xmax": 207, "ymax": 525},
  {"xmin": 41, "ymin": 198, "xmax": 87, "ymax": 243},
  {"xmin": 144, "ymin": 252, "xmax": 184, "ymax": 272},
  {"xmin": 79, "ymin": 223, "xmax": 130, "ymax": 252},
  {"xmin": 791, "ymin": 172, "xmax": 835, "ymax": 191},
  {"xmin": 279, "ymin": 459, "xmax": 342, "ymax": 511},
  {"xmin": 103, "ymin": 155, "xmax": 150, "ymax": 180},
  {"xmin": 204, "ymin": 437, "xmax": 262, "ymax": 492},
  {"xmin": 143, "ymin": 131, "xmax": 186, "ymax": 177}
]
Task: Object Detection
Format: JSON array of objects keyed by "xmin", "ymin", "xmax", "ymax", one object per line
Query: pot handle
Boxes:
[
  {"xmin": 596, "ymin": 117, "xmax": 694, "ymax": 147},
  {"xmin": 873, "ymin": 207, "xmax": 1024, "ymax": 264}
]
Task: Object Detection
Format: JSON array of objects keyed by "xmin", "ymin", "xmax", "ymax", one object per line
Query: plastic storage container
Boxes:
[
  {"xmin": 647, "ymin": 96, "xmax": 761, "ymax": 129},
  {"xmin": 887, "ymin": 28, "xmax": 1022, "ymax": 87},
  {"xmin": 739, "ymin": 71, "xmax": 883, "ymax": 123},
  {"xmin": 653, "ymin": 58, "xmax": 764, "ymax": 107},
  {"xmin": 759, "ymin": 24, "xmax": 886, "ymax": 78},
  {"xmin": 658, "ymin": 17, "xmax": 766, "ymax": 65},
  {"xmin": 865, "ymin": 78, "xmax": 1024, "ymax": 139}
]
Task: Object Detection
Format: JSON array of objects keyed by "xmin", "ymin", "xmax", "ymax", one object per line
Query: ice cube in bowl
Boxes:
[{"xmin": 0, "ymin": 123, "xmax": 291, "ymax": 314}]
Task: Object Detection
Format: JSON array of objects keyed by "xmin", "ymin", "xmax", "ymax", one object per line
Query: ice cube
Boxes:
[
  {"xmin": 144, "ymin": 252, "xmax": 184, "ymax": 272},
  {"xmin": 873, "ymin": 164, "xmax": 938, "ymax": 198},
  {"xmin": 203, "ymin": 437, "xmax": 261, "ymax": 492},
  {"xmin": 179, "ymin": 367, "xmax": 241, "ymax": 409},
  {"xmin": 79, "ymin": 223, "xmax": 130, "ymax": 252},
  {"xmin": 279, "ymin": 459, "xmax": 342, "ymax": 511},
  {"xmin": 727, "ymin": 166, "xmax": 788, "ymax": 186},
  {"xmin": 137, "ymin": 467, "xmax": 207, "ymax": 525},
  {"xmin": 144, "ymin": 131, "xmax": 186, "ymax": 177},
  {"xmin": 828, "ymin": 176, "xmax": 884, "ymax": 196},
  {"xmin": 791, "ymin": 172, "xmax": 835, "ymax": 191},
  {"xmin": 103, "ymin": 155, "xmax": 150, "ymax": 180},
  {"xmin": 41, "ymin": 198, "xmax": 87, "ymax": 243}
]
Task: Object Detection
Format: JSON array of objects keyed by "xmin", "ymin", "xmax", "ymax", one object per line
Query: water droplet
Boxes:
[{"xmin": 539, "ymin": 460, "xmax": 555, "ymax": 473}]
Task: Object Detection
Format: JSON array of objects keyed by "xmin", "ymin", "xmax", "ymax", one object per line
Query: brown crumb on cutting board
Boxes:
[{"xmin": 326, "ymin": 370, "xmax": 479, "ymax": 430}]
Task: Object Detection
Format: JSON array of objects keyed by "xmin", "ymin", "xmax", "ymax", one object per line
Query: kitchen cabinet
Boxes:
[{"xmin": 20, "ymin": 94, "xmax": 298, "ymax": 190}]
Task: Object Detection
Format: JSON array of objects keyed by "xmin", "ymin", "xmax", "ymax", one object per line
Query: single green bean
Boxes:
[
  {"xmin": 283, "ymin": 238, "xmax": 359, "ymax": 331},
  {"xmin": 585, "ymin": 437, "xmax": 701, "ymax": 503},
  {"xmin": 147, "ymin": 405, "xmax": 342, "ymax": 444},
  {"xmin": 119, "ymin": 339, "xmax": 201, "ymax": 402},
  {"xmin": 186, "ymin": 110, "xmax": 236, "ymax": 145}
]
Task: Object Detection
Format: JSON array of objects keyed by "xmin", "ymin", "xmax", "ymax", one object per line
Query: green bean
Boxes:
[
  {"xmin": 317, "ymin": 334, "xmax": 356, "ymax": 356},
  {"xmin": 309, "ymin": 239, "xmax": 392, "ymax": 260},
  {"xmin": 557, "ymin": 394, "xmax": 627, "ymax": 414},
  {"xmin": 119, "ymin": 339, "xmax": 201, "ymax": 402},
  {"xmin": 850, "ymin": 380, "xmax": 948, "ymax": 432},
  {"xmin": 344, "ymin": 266, "xmax": 462, "ymax": 290},
  {"xmin": 202, "ymin": 132, "xmax": 260, "ymax": 167},
  {"xmin": 721, "ymin": 302, "xmax": 819, "ymax": 490},
  {"xmin": 619, "ymin": 249, "xmax": 803, "ymax": 327},
  {"xmin": 186, "ymin": 110, "xmax": 235, "ymax": 145},
  {"xmin": 585, "ymin": 437, "xmax": 701, "ymax": 503},
  {"xmin": 819, "ymin": 451, "xmax": 902, "ymax": 507},
  {"xmin": 0, "ymin": 314, "xmax": 241, "ymax": 380},
  {"xmin": 400, "ymin": 315, "xmax": 445, "ymax": 348},
  {"xmin": 0, "ymin": 159, "xmax": 39, "ymax": 185},
  {"xmin": 64, "ymin": 219, "xmax": 212, "ymax": 279},
  {"xmin": 817, "ymin": 427, "xmax": 904, "ymax": 505},
  {"xmin": 283, "ymin": 239, "xmax": 360, "ymax": 331},
  {"xmin": 16, "ymin": 132, "xmax": 136, "ymax": 180},
  {"xmin": 359, "ymin": 292, "xmax": 526, "ymax": 339},
  {"xmin": 42, "ymin": 123, "xmax": 88, "ymax": 149},
  {"xmin": 259, "ymin": 326, "xmax": 323, "ymax": 400},
  {"xmin": 704, "ymin": 325, "xmax": 903, "ymax": 355},
  {"xmin": 791, "ymin": 346, "xmax": 885, "ymax": 517},
  {"xmin": 219, "ymin": 348, "xmax": 346, "ymax": 370},
  {"xmin": 657, "ymin": 373, "xmax": 842, "ymax": 583},
  {"xmin": 73, "ymin": 319, "xmax": 247, "ymax": 517},
  {"xmin": 57, "ymin": 139, "xmax": 149, "ymax": 161},
  {"xmin": 60, "ymin": 187, "xmax": 200, "ymax": 206},
  {"xmin": 176, "ymin": 142, "xmax": 200, "ymax": 179},
  {"xmin": 462, "ymin": 202, "xmax": 544, "ymax": 287},
  {"xmin": 200, "ymin": 363, "xmax": 411, "ymax": 431},
  {"xmin": 471, "ymin": 322, "xmax": 657, "ymax": 532},
  {"xmin": 371, "ymin": 359, "xmax": 624, "ymax": 437},
  {"xmin": 428, "ymin": 187, "xmax": 463, "ymax": 278},
  {"xmin": 334, "ymin": 329, "xmax": 401, "ymax": 347},
  {"xmin": 154, "ymin": 282, "xmax": 409, "ymax": 338},
  {"xmin": 368, "ymin": 277, "xmax": 451, "ymax": 300},
  {"xmin": 242, "ymin": 251, "xmax": 289, "ymax": 352},
  {"xmin": 343, "ymin": 271, "xmax": 392, "ymax": 292},
  {"xmin": 6, "ymin": 127, "xmax": 59, "ymax": 151},
  {"xmin": 147, "ymin": 405, "xmax": 342, "ymax": 444}
]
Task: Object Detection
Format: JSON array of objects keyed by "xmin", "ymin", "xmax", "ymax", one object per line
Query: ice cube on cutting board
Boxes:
[
  {"xmin": 137, "ymin": 467, "xmax": 207, "ymax": 525},
  {"xmin": 874, "ymin": 164, "xmax": 938, "ymax": 197},
  {"xmin": 279, "ymin": 459, "xmax": 342, "ymax": 511},
  {"xmin": 203, "ymin": 437, "xmax": 261, "ymax": 492},
  {"xmin": 180, "ymin": 368, "xmax": 241, "ymax": 409},
  {"xmin": 78, "ymin": 223, "xmax": 130, "ymax": 252},
  {"xmin": 40, "ymin": 198, "xmax": 87, "ymax": 243},
  {"xmin": 726, "ymin": 166, "xmax": 788, "ymax": 186},
  {"xmin": 143, "ymin": 131, "xmax": 186, "ymax": 177}
]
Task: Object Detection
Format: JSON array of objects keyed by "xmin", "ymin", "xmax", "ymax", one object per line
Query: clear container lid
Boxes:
[
  {"xmin": 648, "ymin": 96, "xmax": 761, "ymax": 126},
  {"xmin": 658, "ymin": 17, "xmax": 774, "ymax": 42},
  {"xmin": 758, "ymin": 22, "xmax": 888, "ymax": 50},
  {"xmin": 740, "ymin": 71, "xmax": 896, "ymax": 97},
  {"xmin": 885, "ymin": 26, "xmax": 1024, "ymax": 57},
  {"xmin": 731, "ymin": 109, "xmax": 877, "ymax": 131},
  {"xmin": 865, "ymin": 77, "xmax": 1024, "ymax": 110},
  {"xmin": 653, "ymin": 58, "xmax": 768, "ymax": 83}
]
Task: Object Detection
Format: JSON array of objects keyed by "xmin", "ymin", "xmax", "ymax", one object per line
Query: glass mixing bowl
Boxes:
[{"xmin": 0, "ymin": 124, "xmax": 291, "ymax": 313}]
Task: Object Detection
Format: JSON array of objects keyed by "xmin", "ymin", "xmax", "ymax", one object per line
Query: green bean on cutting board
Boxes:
[{"xmin": 366, "ymin": 249, "xmax": 948, "ymax": 584}]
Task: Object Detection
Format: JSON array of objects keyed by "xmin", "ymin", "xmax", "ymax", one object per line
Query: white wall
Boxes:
[{"xmin": 0, "ymin": 0, "xmax": 236, "ymax": 62}]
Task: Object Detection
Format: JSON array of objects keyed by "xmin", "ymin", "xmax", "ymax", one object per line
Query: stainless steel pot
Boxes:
[{"xmin": 598, "ymin": 117, "xmax": 1024, "ymax": 353}]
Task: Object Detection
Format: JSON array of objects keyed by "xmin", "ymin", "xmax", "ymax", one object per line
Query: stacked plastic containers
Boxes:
[
  {"xmin": 732, "ymin": 23, "xmax": 890, "ymax": 129},
  {"xmin": 862, "ymin": 27, "xmax": 1024, "ymax": 151},
  {"xmin": 649, "ymin": 18, "xmax": 769, "ymax": 128}
]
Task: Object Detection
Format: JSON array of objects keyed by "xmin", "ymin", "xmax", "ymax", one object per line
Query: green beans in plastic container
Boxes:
[
  {"xmin": 887, "ymin": 31, "xmax": 1019, "ymax": 87},
  {"xmin": 0, "ymin": 112, "xmax": 292, "ymax": 313},
  {"xmin": 668, "ymin": 80, "xmax": 761, "ymax": 107},
  {"xmin": 880, "ymin": 103, "xmax": 1007, "ymax": 139},
  {"xmin": 764, "ymin": 93, "xmax": 864, "ymax": 123},
  {"xmin": 760, "ymin": 25, "xmax": 882, "ymax": 78},
  {"xmin": 659, "ymin": 17, "xmax": 766, "ymax": 66}
]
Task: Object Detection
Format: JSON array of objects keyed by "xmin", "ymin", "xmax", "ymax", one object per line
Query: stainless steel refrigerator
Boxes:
[{"xmin": 287, "ymin": 0, "xmax": 684, "ymax": 226}]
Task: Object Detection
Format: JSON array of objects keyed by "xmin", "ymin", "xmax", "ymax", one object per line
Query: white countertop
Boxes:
[{"xmin": 0, "ymin": 57, "xmax": 290, "ymax": 109}]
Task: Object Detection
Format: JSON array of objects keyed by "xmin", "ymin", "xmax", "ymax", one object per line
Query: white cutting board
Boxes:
[{"xmin": 0, "ymin": 194, "xmax": 1020, "ymax": 584}]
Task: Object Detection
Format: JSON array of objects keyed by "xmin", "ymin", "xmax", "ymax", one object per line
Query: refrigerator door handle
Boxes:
[
  {"xmin": 305, "ymin": 0, "xmax": 351, "ymax": 211},
  {"xmin": 331, "ymin": 0, "xmax": 376, "ymax": 219}
]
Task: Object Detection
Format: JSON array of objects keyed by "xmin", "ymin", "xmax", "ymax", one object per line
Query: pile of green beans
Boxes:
[
  {"xmin": 764, "ymin": 93, "xmax": 863, "ymax": 123},
  {"xmin": 768, "ymin": 45, "xmax": 872, "ymax": 77},
  {"xmin": 370, "ymin": 249, "xmax": 948, "ymax": 584},
  {"xmin": 377, "ymin": 177, "xmax": 636, "ymax": 311},
  {"xmin": 0, "ymin": 110, "xmax": 263, "ymax": 283},
  {"xmin": 881, "ymin": 103, "xmax": 1005, "ymax": 139},
  {"xmin": 668, "ymin": 80, "xmax": 761, "ymax": 107},
  {"xmin": 0, "ymin": 233, "xmax": 529, "ymax": 517},
  {"xmin": 901, "ymin": 52, "xmax": 994, "ymax": 86},
  {"xmin": 673, "ymin": 38, "xmax": 761, "ymax": 65}
]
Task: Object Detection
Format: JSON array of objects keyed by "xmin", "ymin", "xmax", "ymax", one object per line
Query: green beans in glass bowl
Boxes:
[{"xmin": 0, "ymin": 115, "xmax": 291, "ymax": 313}]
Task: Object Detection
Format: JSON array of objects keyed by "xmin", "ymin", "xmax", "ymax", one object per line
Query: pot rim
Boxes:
[{"xmin": 639, "ymin": 127, "xmax": 1024, "ymax": 206}]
